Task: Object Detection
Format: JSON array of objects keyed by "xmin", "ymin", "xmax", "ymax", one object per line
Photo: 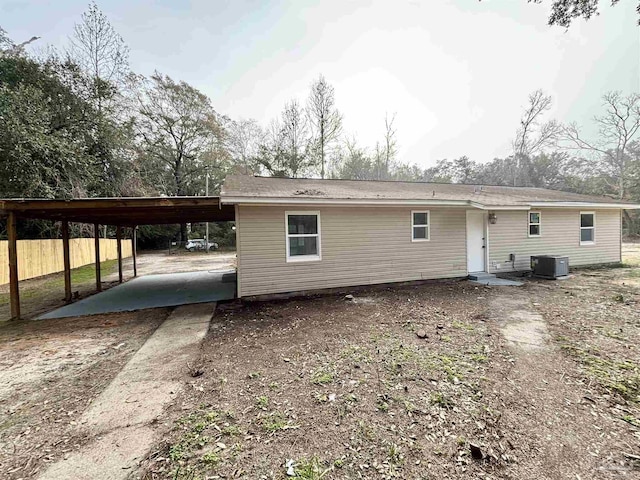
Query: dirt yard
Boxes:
[
  {"xmin": 109, "ymin": 250, "xmax": 236, "ymax": 279},
  {"xmin": 0, "ymin": 246, "xmax": 638, "ymax": 480},
  {"xmin": 0, "ymin": 308, "xmax": 170, "ymax": 478},
  {"xmin": 138, "ymin": 245, "xmax": 640, "ymax": 480}
]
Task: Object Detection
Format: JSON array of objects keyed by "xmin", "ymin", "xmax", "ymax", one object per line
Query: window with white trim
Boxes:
[
  {"xmin": 285, "ymin": 211, "xmax": 321, "ymax": 262},
  {"xmin": 580, "ymin": 212, "xmax": 595, "ymax": 245},
  {"xmin": 528, "ymin": 211, "xmax": 541, "ymax": 237},
  {"xmin": 411, "ymin": 211, "xmax": 430, "ymax": 242}
]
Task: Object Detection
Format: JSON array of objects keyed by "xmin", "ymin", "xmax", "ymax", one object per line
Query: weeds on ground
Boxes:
[
  {"xmin": 262, "ymin": 411, "xmax": 296, "ymax": 433},
  {"xmin": 164, "ymin": 408, "xmax": 240, "ymax": 477},
  {"xmin": 310, "ymin": 369, "xmax": 334, "ymax": 385},
  {"xmin": 557, "ymin": 338, "xmax": 640, "ymax": 403}
]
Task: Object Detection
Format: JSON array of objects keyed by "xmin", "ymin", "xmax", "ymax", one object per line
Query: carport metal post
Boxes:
[
  {"xmin": 94, "ymin": 223, "xmax": 102, "ymax": 292},
  {"xmin": 132, "ymin": 226, "xmax": 138, "ymax": 277},
  {"xmin": 7, "ymin": 211, "xmax": 20, "ymax": 320},
  {"xmin": 61, "ymin": 221, "xmax": 72, "ymax": 303}
]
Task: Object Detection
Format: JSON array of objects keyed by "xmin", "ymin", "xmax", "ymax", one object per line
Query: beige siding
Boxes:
[
  {"xmin": 237, "ymin": 206, "xmax": 468, "ymax": 297},
  {"xmin": 488, "ymin": 209, "xmax": 621, "ymax": 273}
]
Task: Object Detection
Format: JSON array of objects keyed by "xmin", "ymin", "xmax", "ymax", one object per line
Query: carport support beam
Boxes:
[
  {"xmin": 116, "ymin": 226, "xmax": 123, "ymax": 284},
  {"xmin": 8, "ymin": 212, "xmax": 20, "ymax": 320},
  {"xmin": 132, "ymin": 226, "xmax": 137, "ymax": 277},
  {"xmin": 62, "ymin": 221, "xmax": 72, "ymax": 303},
  {"xmin": 94, "ymin": 223, "xmax": 102, "ymax": 292}
]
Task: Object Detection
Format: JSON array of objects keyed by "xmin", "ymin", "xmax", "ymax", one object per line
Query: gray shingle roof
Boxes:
[{"xmin": 221, "ymin": 175, "xmax": 638, "ymax": 207}]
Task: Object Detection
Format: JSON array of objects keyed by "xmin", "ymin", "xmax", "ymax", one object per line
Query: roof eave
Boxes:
[
  {"xmin": 221, "ymin": 196, "xmax": 473, "ymax": 206},
  {"xmin": 528, "ymin": 202, "xmax": 640, "ymax": 209},
  {"xmin": 221, "ymin": 196, "xmax": 533, "ymax": 210}
]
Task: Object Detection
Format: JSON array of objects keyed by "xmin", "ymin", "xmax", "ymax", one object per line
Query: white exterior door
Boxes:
[{"xmin": 466, "ymin": 211, "xmax": 486, "ymax": 273}]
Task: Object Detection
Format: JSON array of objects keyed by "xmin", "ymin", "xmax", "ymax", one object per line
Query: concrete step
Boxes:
[{"xmin": 468, "ymin": 272, "xmax": 496, "ymax": 281}]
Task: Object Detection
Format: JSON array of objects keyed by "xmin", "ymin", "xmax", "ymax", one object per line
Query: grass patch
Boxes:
[
  {"xmin": 256, "ymin": 395, "xmax": 269, "ymax": 409},
  {"xmin": 452, "ymin": 320, "xmax": 474, "ymax": 331},
  {"xmin": 261, "ymin": 411, "xmax": 292, "ymax": 433},
  {"xmin": 167, "ymin": 408, "xmax": 237, "ymax": 469},
  {"xmin": 311, "ymin": 370, "xmax": 334, "ymax": 385},
  {"xmin": 0, "ymin": 259, "xmax": 119, "ymax": 307},
  {"xmin": 430, "ymin": 391, "xmax": 454, "ymax": 409},
  {"xmin": 291, "ymin": 456, "xmax": 331, "ymax": 479},
  {"xmin": 558, "ymin": 340, "xmax": 640, "ymax": 403},
  {"xmin": 201, "ymin": 451, "xmax": 221, "ymax": 466}
]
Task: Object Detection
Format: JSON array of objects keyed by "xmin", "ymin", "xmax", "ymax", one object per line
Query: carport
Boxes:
[{"xmin": 0, "ymin": 197, "xmax": 236, "ymax": 320}]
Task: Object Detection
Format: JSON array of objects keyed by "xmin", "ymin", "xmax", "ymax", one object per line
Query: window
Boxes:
[
  {"xmin": 528, "ymin": 211, "xmax": 541, "ymax": 237},
  {"xmin": 285, "ymin": 211, "xmax": 321, "ymax": 262},
  {"xmin": 411, "ymin": 211, "xmax": 430, "ymax": 242},
  {"xmin": 580, "ymin": 212, "xmax": 595, "ymax": 245}
]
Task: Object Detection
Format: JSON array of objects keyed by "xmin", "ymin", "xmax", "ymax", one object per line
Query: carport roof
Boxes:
[{"xmin": 0, "ymin": 196, "xmax": 235, "ymax": 225}]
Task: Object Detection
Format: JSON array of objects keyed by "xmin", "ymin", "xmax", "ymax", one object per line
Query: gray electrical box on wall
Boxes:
[{"xmin": 530, "ymin": 255, "xmax": 569, "ymax": 279}]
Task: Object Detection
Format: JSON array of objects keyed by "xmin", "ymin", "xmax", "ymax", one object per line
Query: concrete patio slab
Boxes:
[
  {"xmin": 38, "ymin": 270, "xmax": 236, "ymax": 319},
  {"xmin": 469, "ymin": 277, "xmax": 523, "ymax": 287}
]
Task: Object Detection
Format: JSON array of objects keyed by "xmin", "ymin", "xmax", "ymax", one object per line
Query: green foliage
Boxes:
[
  {"xmin": 291, "ymin": 456, "xmax": 331, "ymax": 479},
  {"xmin": 0, "ymin": 57, "xmax": 99, "ymax": 199},
  {"xmin": 310, "ymin": 370, "xmax": 334, "ymax": 385},
  {"xmin": 256, "ymin": 395, "xmax": 269, "ymax": 409},
  {"xmin": 430, "ymin": 391, "xmax": 454, "ymax": 409},
  {"xmin": 200, "ymin": 451, "xmax": 220, "ymax": 466},
  {"xmin": 558, "ymin": 340, "xmax": 640, "ymax": 403},
  {"xmin": 261, "ymin": 411, "xmax": 291, "ymax": 433}
]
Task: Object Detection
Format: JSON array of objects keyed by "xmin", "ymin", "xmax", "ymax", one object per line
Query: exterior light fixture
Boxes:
[{"xmin": 488, "ymin": 213, "xmax": 497, "ymax": 225}]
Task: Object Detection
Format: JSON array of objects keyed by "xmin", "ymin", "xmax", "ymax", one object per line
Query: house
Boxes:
[{"xmin": 220, "ymin": 175, "xmax": 640, "ymax": 298}]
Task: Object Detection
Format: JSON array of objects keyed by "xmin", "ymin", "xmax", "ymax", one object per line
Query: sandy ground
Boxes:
[
  {"xmin": 0, "ymin": 308, "xmax": 170, "ymax": 479},
  {"xmin": 106, "ymin": 251, "xmax": 237, "ymax": 281}
]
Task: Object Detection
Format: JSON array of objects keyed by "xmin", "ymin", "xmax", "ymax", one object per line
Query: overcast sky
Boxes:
[{"xmin": 2, "ymin": 0, "xmax": 639, "ymax": 168}]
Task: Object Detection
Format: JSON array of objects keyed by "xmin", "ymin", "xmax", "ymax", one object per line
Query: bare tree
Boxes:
[
  {"xmin": 561, "ymin": 92, "xmax": 640, "ymax": 199},
  {"xmin": 134, "ymin": 73, "xmax": 226, "ymax": 240},
  {"xmin": 227, "ymin": 118, "xmax": 264, "ymax": 175},
  {"xmin": 68, "ymin": 1, "xmax": 129, "ymax": 110},
  {"xmin": 514, "ymin": 90, "xmax": 560, "ymax": 157},
  {"xmin": 0, "ymin": 27, "xmax": 39, "ymax": 58},
  {"xmin": 512, "ymin": 90, "xmax": 560, "ymax": 185},
  {"xmin": 256, "ymin": 102, "xmax": 311, "ymax": 178},
  {"xmin": 281, "ymin": 99, "xmax": 311, "ymax": 177},
  {"xmin": 384, "ymin": 112, "xmax": 398, "ymax": 176},
  {"xmin": 307, "ymin": 74, "xmax": 342, "ymax": 179}
]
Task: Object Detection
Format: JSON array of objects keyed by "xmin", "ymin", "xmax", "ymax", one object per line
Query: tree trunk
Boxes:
[
  {"xmin": 623, "ymin": 209, "xmax": 638, "ymax": 237},
  {"xmin": 180, "ymin": 223, "xmax": 188, "ymax": 244},
  {"xmin": 320, "ymin": 122, "xmax": 325, "ymax": 179}
]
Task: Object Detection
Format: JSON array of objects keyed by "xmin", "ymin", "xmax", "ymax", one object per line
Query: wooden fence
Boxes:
[{"xmin": 0, "ymin": 238, "xmax": 132, "ymax": 285}]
